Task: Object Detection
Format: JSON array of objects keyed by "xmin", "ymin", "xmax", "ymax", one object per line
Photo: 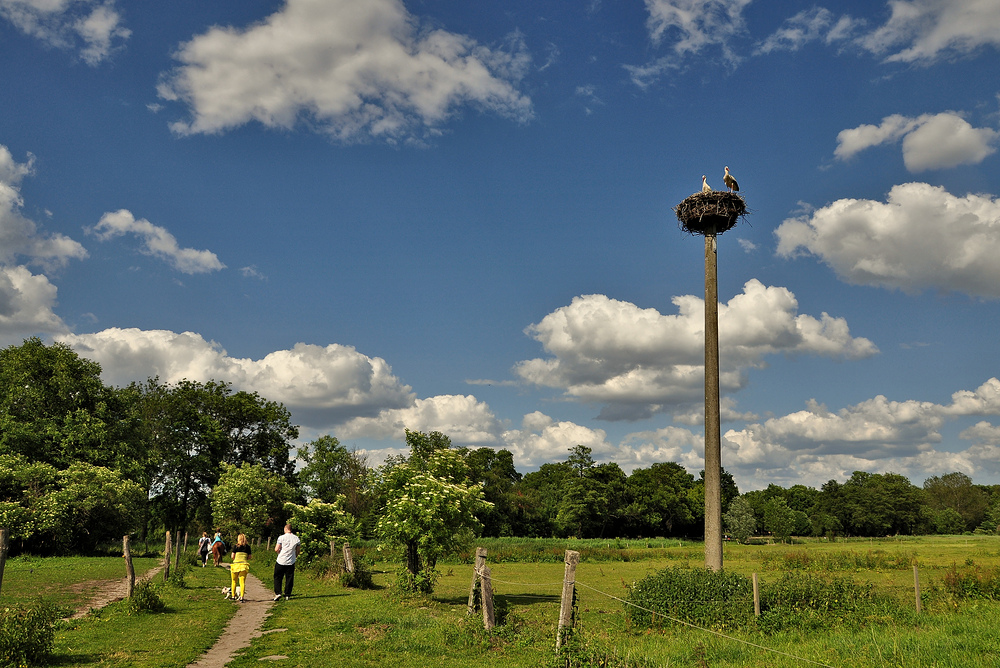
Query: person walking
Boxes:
[
  {"xmin": 228, "ymin": 533, "xmax": 252, "ymax": 602},
  {"xmin": 197, "ymin": 532, "xmax": 212, "ymax": 567},
  {"xmin": 273, "ymin": 524, "xmax": 301, "ymax": 601}
]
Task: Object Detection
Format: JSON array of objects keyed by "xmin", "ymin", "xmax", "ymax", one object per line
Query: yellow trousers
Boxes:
[{"xmin": 230, "ymin": 563, "xmax": 249, "ymax": 599}]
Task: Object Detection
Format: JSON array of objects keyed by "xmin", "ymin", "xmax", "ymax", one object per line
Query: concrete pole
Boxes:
[{"xmin": 704, "ymin": 231, "xmax": 723, "ymax": 572}]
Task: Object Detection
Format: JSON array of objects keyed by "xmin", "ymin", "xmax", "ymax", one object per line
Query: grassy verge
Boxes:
[
  {"xmin": 49, "ymin": 561, "xmax": 237, "ymax": 667},
  {"xmin": 0, "ymin": 556, "xmax": 163, "ymax": 613}
]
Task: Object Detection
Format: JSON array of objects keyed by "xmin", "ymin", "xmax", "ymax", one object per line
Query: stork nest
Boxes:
[{"xmin": 674, "ymin": 191, "xmax": 747, "ymax": 236}]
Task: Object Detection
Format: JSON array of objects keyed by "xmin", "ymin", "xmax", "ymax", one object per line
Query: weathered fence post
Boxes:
[
  {"xmin": 913, "ymin": 565, "xmax": 922, "ymax": 614},
  {"xmin": 556, "ymin": 550, "xmax": 580, "ymax": 650},
  {"xmin": 752, "ymin": 572, "xmax": 760, "ymax": 617},
  {"xmin": 481, "ymin": 564, "xmax": 495, "ymax": 630},
  {"xmin": 0, "ymin": 528, "xmax": 8, "ymax": 596},
  {"xmin": 124, "ymin": 535, "xmax": 136, "ymax": 597},
  {"xmin": 330, "ymin": 539, "xmax": 336, "ymax": 558},
  {"xmin": 343, "ymin": 542, "xmax": 355, "ymax": 574},
  {"xmin": 163, "ymin": 531, "xmax": 172, "ymax": 582},
  {"xmin": 174, "ymin": 530, "xmax": 183, "ymax": 572},
  {"xmin": 267, "ymin": 536, "xmax": 271, "ymax": 551},
  {"xmin": 183, "ymin": 531, "xmax": 189, "ymax": 553},
  {"xmin": 467, "ymin": 547, "xmax": 488, "ymax": 615}
]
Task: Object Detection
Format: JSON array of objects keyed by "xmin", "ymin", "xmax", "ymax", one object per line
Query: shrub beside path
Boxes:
[
  {"xmin": 67, "ymin": 564, "xmax": 164, "ymax": 620},
  {"xmin": 186, "ymin": 572, "xmax": 281, "ymax": 668}
]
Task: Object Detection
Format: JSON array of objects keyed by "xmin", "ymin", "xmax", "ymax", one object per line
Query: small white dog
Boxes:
[{"xmin": 222, "ymin": 586, "xmax": 241, "ymax": 599}]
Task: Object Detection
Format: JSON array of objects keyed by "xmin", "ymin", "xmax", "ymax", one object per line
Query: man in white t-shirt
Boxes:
[{"xmin": 273, "ymin": 524, "xmax": 301, "ymax": 601}]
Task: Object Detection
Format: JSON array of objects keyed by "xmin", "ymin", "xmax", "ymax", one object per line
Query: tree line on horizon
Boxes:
[{"xmin": 2, "ymin": 337, "xmax": 999, "ymax": 560}]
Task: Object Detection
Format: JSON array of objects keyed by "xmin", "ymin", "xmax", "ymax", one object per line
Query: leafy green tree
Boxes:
[
  {"xmin": 211, "ymin": 462, "xmax": 294, "ymax": 539},
  {"xmin": 622, "ymin": 462, "xmax": 698, "ymax": 537},
  {"xmin": 376, "ymin": 430, "xmax": 490, "ymax": 591},
  {"xmin": 763, "ymin": 498, "xmax": 795, "ymax": 542},
  {"xmin": 512, "ymin": 461, "xmax": 573, "ymax": 537},
  {"xmin": 923, "ymin": 472, "xmax": 989, "ymax": 532},
  {"xmin": 0, "ymin": 453, "xmax": 143, "ymax": 554},
  {"xmin": 723, "ymin": 496, "xmax": 756, "ymax": 543},
  {"xmin": 140, "ymin": 378, "xmax": 298, "ymax": 534},
  {"xmin": 461, "ymin": 447, "xmax": 521, "ymax": 537},
  {"xmin": 283, "ymin": 497, "xmax": 356, "ymax": 561},
  {"xmin": 932, "ymin": 507, "xmax": 966, "ymax": 534},
  {"xmin": 297, "ymin": 435, "xmax": 373, "ymax": 525},
  {"xmin": 0, "ymin": 338, "xmax": 146, "ymax": 481}
]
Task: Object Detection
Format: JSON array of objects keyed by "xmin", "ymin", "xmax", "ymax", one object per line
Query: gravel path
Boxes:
[
  {"xmin": 67, "ymin": 564, "xmax": 164, "ymax": 620},
  {"xmin": 186, "ymin": 571, "xmax": 278, "ymax": 668}
]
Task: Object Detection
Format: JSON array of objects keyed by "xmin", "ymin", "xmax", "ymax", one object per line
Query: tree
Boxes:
[
  {"xmin": 283, "ymin": 497, "xmax": 356, "ymax": 561},
  {"xmin": 762, "ymin": 498, "xmax": 795, "ymax": 542},
  {"xmin": 923, "ymin": 472, "xmax": 988, "ymax": 532},
  {"xmin": 376, "ymin": 430, "xmax": 490, "ymax": 592},
  {"xmin": 723, "ymin": 496, "xmax": 756, "ymax": 543},
  {"xmin": 0, "ymin": 338, "xmax": 146, "ymax": 481},
  {"xmin": 0, "ymin": 453, "xmax": 143, "ymax": 554},
  {"xmin": 211, "ymin": 462, "xmax": 294, "ymax": 540},
  {"xmin": 622, "ymin": 462, "xmax": 698, "ymax": 537},
  {"xmin": 462, "ymin": 447, "xmax": 521, "ymax": 537},
  {"xmin": 297, "ymin": 435, "xmax": 372, "ymax": 522},
  {"xmin": 141, "ymin": 378, "xmax": 298, "ymax": 533}
]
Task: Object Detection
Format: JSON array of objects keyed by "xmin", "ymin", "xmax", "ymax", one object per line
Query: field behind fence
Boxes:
[{"xmin": 4, "ymin": 535, "xmax": 1000, "ymax": 667}]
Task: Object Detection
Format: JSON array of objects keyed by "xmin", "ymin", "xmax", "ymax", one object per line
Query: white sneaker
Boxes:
[{"xmin": 273, "ymin": 594, "xmax": 282, "ymax": 601}]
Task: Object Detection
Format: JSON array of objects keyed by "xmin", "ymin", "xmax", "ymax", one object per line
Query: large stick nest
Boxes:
[{"xmin": 674, "ymin": 191, "xmax": 748, "ymax": 236}]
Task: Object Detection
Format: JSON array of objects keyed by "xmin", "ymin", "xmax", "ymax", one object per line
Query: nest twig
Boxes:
[{"xmin": 674, "ymin": 191, "xmax": 748, "ymax": 236}]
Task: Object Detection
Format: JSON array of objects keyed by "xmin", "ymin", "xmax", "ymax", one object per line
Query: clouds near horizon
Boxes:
[{"xmin": 515, "ymin": 281, "xmax": 876, "ymax": 421}]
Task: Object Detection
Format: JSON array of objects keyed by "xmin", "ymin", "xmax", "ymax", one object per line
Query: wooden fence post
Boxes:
[
  {"xmin": 481, "ymin": 565, "xmax": 495, "ymax": 631},
  {"xmin": 752, "ymin": 572, "xmax": 760, "ymax": 617},
  {"xmin": 174, "ymin": 530, "xmax": 183, "ymax": 572},
  {"xmin": 556, "ymin": 550, "xmax": 580, "ymax": 650},
  {"xmin": 163, "ymin": 531, "xmax": 172, "ymax": 582},
  {"xmin": 0, "ymin": 528, "xmax": 8, "ymax": 596},
  {"xmin": 124, "ymin": 535, "xmax": 136, "ymax": 597},
  {"xmin": 467, "ymin": 547, "xmax": 487, "ymax": 615},
  {"xmin": 913, "ymin": 565, "xmax": 922, "ymax": 614},
  {"xmin": 343, "ymin": 542, "xmax": 355, "ymax": 574},
  {"xmin": 330, "ymin": 539, "xmax": 336, "ymax": 558},
  {"xmin": 267, "ymin": 536, "xmax": 271, "ymax": 551}
]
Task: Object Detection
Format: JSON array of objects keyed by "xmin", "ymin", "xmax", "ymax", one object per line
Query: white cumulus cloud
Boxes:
[
  {"xmin": 775, "ymin": 182, "xmax": 1000, "ymax": 297},
  {"xmin": 0, "ymin": 145, "xmax": 88, "ymax": 271},
  {"xmin": 859, "ymin": 0, "xmax": 1000, "ymax": 64},
  {"xmin": 0, "ymin": 265, "xmax": 69, "ymax": 345},
  {"xmin": 87, "ymin": 209, "xmax": 225, "ymax": 274},
  {"xmin": 336, "ymin": 394, "xmax": 502, "ymax": 444},
  {"xmin": 835, "ymin": 112, "xmax": 999, "ymax": 171},
  {"xmin": 0, "ymin": 0, "xmax": 130, "ymax": 65},
  {"xmin": 157, "ymin": 0, "xmax": 533, "ymax": 143},
  {"xmin": 57, "ymin": 328, "xmax": 416, "ymax": 428},
  {"xmin": 515, "ymin": 282, "xmax": 876, "ymax": 421}
]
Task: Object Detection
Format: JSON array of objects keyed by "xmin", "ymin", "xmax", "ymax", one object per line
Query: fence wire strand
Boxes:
[{"xmin": 472, "ymin": 565, "xmax": 839, "ymax": 668}]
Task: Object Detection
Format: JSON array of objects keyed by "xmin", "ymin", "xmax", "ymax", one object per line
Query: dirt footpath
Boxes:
[
  {"xmin": 186, "ymin": 572, "xmax": 279, "ymax": 668},
  {"xmin": 67, "ymin": 565, "xmax": 164, "ymax": 620}
]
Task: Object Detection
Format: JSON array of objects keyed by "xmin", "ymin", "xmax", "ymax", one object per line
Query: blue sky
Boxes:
[{"xmin": 3, "ymin": 0, "xmax": 1000, "ymax": 492}]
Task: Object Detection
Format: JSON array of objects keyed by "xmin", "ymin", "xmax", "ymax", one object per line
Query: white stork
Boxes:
[
  {"xmin": 702, "ymin": 175, "xmax": 712, "ymax": 193},
  {"xmin": 723, "ymin": 166, "xmax": 739, "ymax": 193}
]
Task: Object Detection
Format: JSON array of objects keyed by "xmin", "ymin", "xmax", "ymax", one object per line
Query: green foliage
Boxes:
[
  {"xmin": 626, "ymin": 566, "xmax": 755, "ymax": 631},
  {"xmin": 0, "ymin": 454, "xmax": 143, "ymax": 554},
  {"xmin": 756, "ymin": 571, "xmax": 903, "ymax": 632},
  {"xmin": 722, "ymin": 496, "xmax": 756, "ymax": 543},
  {"xmin": 0, "ymin": 599, "xmax": 58, "ymax": 667},
  {"xmin": 376, "ymin": 430, "xmax": 490, "ymax": 589},
  {"xmin": 125, "ymin": 581, "xmax": 166, "ymax": 615},
  {"xmin": 762, "ymin": 497, "xmax": 795, "ymax": 542},
  {"xmin": 552, "ymin": 631, "xmax": 658, "ymax": 668},
  {"xmin": 297, "ymin": 436, "xmax": 373, "ymax": 521},
  {"xmin": 942, "ymin": 565, "xmax": 1000, "ymax": 600},
  {"xmin": 211, "ymin": 462, "xmax": 294, "ymax": 539},
  {"xmin": 283, "ymin": 497, "xmax": 356, "ymax": 561},
  {"xmin": 394, "ymin": 566, "xmax": 439, "ymax": 593},
  {"xmin": 338, "ymin": 556, "xmax": 375, "ymax": 589}
]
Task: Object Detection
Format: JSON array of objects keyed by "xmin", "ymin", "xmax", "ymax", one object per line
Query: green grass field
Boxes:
[{"xmin": 5, "ymin": 536, "xmax": 1000, "ymax": 667}]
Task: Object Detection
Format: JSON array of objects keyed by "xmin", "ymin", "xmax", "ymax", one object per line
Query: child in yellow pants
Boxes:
[{"xmin": 229, "ymin": 533, "xmax": 252, "ymax": 601}]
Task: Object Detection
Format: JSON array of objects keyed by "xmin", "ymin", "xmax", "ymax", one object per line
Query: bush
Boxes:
[
  {"xmin": 0, "ymin": 600, "xmax": 58, "ymax": 667},
  {"xmin": 339, "ymin": 556, "xmax": 375, "ymax": 589},
  {"xmin": 942, "ymin": 565, "xmax": 1000, "ymax": 600},
  {"xmin": 394, "ymin": 567, "xmax": 438, "ymax": 594},
  {"xmin": 757, "ymin": 571, "xmax": 904, "ymax": 633},
  {"xmin": 626, "ymin": 567, "xmax": 755, "ymax": 631},
  {"xmin": 125, "ymin": 581, "xmax": 165, "ymax": 615}
]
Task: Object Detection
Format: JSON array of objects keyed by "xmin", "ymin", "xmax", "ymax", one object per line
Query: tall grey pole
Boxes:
[{"xmin": 704, "ymin": 230, "xmax": 723, "ymax": 572}]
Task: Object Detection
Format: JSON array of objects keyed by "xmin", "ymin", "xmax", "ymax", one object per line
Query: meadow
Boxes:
[{"xmin": 4, "ymin": 535, "xmax": 1000, "ymax": 667}]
